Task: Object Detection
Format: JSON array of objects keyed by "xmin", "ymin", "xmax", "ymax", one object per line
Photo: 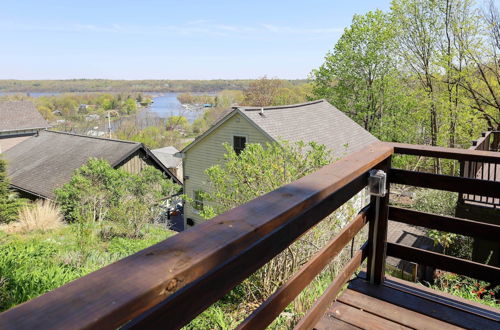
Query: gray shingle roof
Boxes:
[
  {"xmin": 3, "ymin": 130, "xmax": 142, "ymax": 199},
  {"xmin": 0, "ymin": 101, "xmax": 48, "ymax": 133},
  {"xmin": 239, "ymin": 100, "xmax": 379, "ymax": 158},
  {"xmin": 152, "ymin": 146, "xmax": 182, "ymax": 168}
]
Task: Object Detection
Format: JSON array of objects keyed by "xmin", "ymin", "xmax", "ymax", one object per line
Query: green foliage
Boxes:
[
  {"xmin": 311, "ymin": 10, "xmax": 406, "ymax": 138},
  {"xmin": 115, "ymin": 122, "xmax": 186, "ymax": 149},
  {"xmin": 55, "ymin": 159, "xmax": 180, "ymax": 237},
  {"xmin": 166, "ymin": 115, "xmax": 189, "ymax": 130},
  {"xmin": 198, "ymin": 141, "xmax": 331, "ymax": 218},
  {"xmin": 0, "ymin": 158, "xmax": 24, "ymax": 224},
  {"xmin": 0, "ymin": 224, "xmax": 174, "ymax": 311},
  {"xmin": 431, "ymin": 272, "xmax": 499, "ymax": 308}
]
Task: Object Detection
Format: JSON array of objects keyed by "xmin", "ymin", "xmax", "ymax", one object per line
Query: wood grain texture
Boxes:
[
  {"xmin": 337, "ymin": 289, "xmax": 462, "ymax": 329},
  {"xmin": 237, "ymin": 208, "xmax": 369, "ymax": 330},
  {"xmin": 0, "ymin": 142, "xmax": 393, "ymax": 330},
  {"xmin": 294, "ymin": 246, "xmax": 367, "ymax": 330},
  {"xmin": 348, "ymin": 277, "xmax": 499, "ymax": 329}
]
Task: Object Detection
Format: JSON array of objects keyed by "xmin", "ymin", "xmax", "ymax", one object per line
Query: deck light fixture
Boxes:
[{"xmin": 368, "ymin": 169, "xmax": 387, "ymax": 197}]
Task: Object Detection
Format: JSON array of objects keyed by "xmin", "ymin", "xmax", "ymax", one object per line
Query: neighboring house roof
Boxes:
[
  {"xmin": 152, "ymin": 146, "xmax": 182, "ymax": 168},
  {"xmin": 0, "ymin": 101, "xmax": 48, "ymax": 133},
  {"xmin": 3, "ymin": 130, "xmax": 180, "ymax": 199},
  {"xmin": 182, "ymin": 100, "xmax": 379, "ymax": 158}
]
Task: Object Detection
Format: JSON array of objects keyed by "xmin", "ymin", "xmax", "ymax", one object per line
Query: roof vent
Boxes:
[{"xmin": 259, "ymin": 107, "xmax": 264, "ymax": 116}]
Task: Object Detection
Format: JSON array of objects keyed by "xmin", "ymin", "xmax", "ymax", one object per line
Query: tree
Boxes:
[
  {"xmin": 166, "ymin": 115, "xmax": 189, "ymax": 131},
  {"xmin": 311, "ymin": 10, "xmax": 400, "ymax": 134},
  {"xmin": 55, "ymin": 159, "xmax": 180, "ymax": 236},
  {"xmin": 243, "ymin": 77, "xmax": 284, "ymax": 106},
  {"xmin": 0, "ymin": 158, "xmax": 24, "ymax": 223},
  {"xmin": 198, "ymin": 141, "xmax": 331, "ymax": 219}
]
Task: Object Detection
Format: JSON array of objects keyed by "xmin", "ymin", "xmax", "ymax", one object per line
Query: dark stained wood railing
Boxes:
[
  {"xmin": 1, "ymin": 141, "xmax": 499, "ymax": 329},
  {"xmin": 460, "ymin": 131, "xmax": 500, "ymax": 207},
  {"xmin": 389, "ymin": 142, "xmax": 500, "ymax": 285}
]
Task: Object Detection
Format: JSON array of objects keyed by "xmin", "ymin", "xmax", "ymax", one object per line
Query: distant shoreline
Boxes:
[{"xmin": 0, "ymin": 79, "xmax": 308, "ymax": 93}]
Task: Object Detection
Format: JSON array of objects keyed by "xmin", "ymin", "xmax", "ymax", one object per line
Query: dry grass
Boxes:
[{"xmin": 1, "ymin": 200, "xmax": 64, "ymax": 234}]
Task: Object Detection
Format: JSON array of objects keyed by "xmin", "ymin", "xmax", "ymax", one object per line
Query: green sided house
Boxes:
[{"xmin": 180, "ymin": 99, "xmax": 379, "ymax": 227}]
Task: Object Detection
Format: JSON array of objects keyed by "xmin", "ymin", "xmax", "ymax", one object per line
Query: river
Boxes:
[{"xmin": 0, "ymin": 91, "xmax": 201, "ymax": 123}]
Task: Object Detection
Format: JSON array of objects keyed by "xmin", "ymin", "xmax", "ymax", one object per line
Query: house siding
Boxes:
[{"xmin": 184, "ymin": 112, "xmax": 271, "ymax": 226}]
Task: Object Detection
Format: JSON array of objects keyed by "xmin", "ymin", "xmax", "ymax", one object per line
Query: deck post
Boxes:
[{"xmin": 367, "ymin": 157, "xmax": 391, "ymax": 285}]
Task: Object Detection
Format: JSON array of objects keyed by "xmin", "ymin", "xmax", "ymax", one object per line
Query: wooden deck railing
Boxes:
[
  {"xmin": 460, "ymin": 130, "xmax": 500, "ymax": 207},
  {"xmin": 0, "ymin": 142, "xmax": 499, "ymax": 330}
]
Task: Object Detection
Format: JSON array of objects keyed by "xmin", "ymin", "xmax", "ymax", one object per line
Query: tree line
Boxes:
[{"xmin": 311, "ymin": 0, "xmax": 500, "ymax": 159}]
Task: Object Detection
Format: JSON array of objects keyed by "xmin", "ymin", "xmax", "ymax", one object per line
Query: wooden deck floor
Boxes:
[{"xmin": 314, "ymin": 275, "xmax": 499, "ymax": 330}]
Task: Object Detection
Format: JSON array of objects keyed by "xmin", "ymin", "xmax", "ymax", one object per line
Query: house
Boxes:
[
  {"xmin": 2, "ymin": 130, "xmax": 181, "ymax": 200},
  {"xmin": 152, "ymin": 146, "xmax": 183, "ymax": 182},
  {"xmin": 0, "ymin": 101, "xmax": 48, "ymax": 152},
  {"xmin": 180, "ymin": 99, "xmax": 379, "ymax": 227}
]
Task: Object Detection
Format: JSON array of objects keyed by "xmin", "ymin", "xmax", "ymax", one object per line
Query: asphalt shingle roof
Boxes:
[
  {"xmin": 152, "ymin": 146, "xmax": 182, "ymax": 168},
  {"xmin": 0, "ymin": 101, "xmax": 48, "ymax": 133},
  {"xmin": 238, "ymin": 100, "xmax": 379, "ymax": 158},
  {"xmin": 3, "ymin": 130, "xmax": 141, "ymax": 199}
]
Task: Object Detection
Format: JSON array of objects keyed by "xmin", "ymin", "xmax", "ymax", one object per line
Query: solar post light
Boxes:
[{"xmin": 368, "ymin": 170, "xmax": 387, "ymax": 197}]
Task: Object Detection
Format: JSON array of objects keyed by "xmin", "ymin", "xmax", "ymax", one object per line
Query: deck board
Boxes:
[{"xmin": 313, "ymin": 276, "xmax": 499, "ymax": 330}]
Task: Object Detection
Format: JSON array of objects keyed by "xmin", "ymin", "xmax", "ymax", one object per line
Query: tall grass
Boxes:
[{"xmin": 1, "ymin": 200, "xmax": 64, "ymax": 234}]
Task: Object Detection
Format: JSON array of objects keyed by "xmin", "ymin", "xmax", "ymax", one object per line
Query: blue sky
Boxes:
[{"xmin": 0, "ymin": 1, "xmax": 393, "ymax": 79}]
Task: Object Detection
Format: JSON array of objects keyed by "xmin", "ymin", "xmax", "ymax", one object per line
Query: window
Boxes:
[
  {"xmin": 193, "ymin": 190, "xmax": 204, "ymax": 211},
  {"xmin": 233, "ymin": 136, "xmax": 246, "ymax": 155}
]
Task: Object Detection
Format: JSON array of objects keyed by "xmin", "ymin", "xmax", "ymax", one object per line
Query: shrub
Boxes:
[
  {"xmin": 55, "ymin": 159, "xmax": 181, "ymax": 237},
  {"xmin": 0, "ymin": 158, "xmax": 24, "ymax": 224},
  {"xmin": 2, "ymin": 200, "xmax": 63, "ymax": 234}
]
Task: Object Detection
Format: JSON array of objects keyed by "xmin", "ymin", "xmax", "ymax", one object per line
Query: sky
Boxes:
[{"xmin": 0, "ymin": 0, "xmax": 393, "ymax": 80}]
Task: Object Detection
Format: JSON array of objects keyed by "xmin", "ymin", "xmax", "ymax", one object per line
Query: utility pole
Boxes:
[{"xmin": 107, "ymin": 112, "xmax": 112, "ymax": 139}]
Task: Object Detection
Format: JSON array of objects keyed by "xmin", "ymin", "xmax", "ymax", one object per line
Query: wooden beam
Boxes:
[
  {"xmin": 390, "ymin": 169, "xmax": 500, "ymax": 198},
  {"xmin": 386, "ymin": 243, "xmax": 500, "ymax": 284},
  {"xmin": 389, "ymin": 206, "xmax": 500, "ymax": 242},
  {"xmin": 389, "ymin": 142, "xmax": 500, "ymax": 163},
  {"xmin": 367, "ymin": 157, "xmax": 391, "ymax": 285},
  {"xmin": 294, "ymin": 245, "xmax": 368, "ymax": 330},
  {"xmin": 237, "ymin": 208, "xmax": 369, "ymax": 330}
]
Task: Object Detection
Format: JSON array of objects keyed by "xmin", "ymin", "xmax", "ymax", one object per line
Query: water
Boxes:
[{"xmin": 0, "ymin": 91, "xmax": 201, "ymax": 123}]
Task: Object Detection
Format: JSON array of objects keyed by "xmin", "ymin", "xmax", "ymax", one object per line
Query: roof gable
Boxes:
[
  {"xmin": 182, "ymin": 99, "xmax": 378, "ymax": 159},
  {"xmin": 239, "ymin": 100, "xmax": 378, "ymax": 158},
  {"xmin": 3, "ymin": 130, "xmax": 179, "ymax": 199},
  {"xmin": 0, "ymin": 101, "xmax": 48, "ymax": 133}
]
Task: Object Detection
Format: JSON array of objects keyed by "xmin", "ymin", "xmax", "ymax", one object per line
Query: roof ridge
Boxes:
[
  {"xmin": 44, "ymin": 130, "xmax": 140, "ymax": 145},
  {"xmin": 239, "ymin": 99, "xmax": 325, "ymax": 111}
]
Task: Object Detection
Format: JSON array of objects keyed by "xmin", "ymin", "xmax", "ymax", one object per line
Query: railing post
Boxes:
[{"xmin": 367, "ymin": 156, "xmax": 391, "ymax": 285}]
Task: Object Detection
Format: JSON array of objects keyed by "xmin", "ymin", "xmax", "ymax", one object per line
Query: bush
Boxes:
[
  {"xmin": 55, "ymin": 159, "xmax": 180, "ymax": 237},
  {"xmin": 1, "ymin": 200, "xmax": 63, "ymax": 234},
  {"xmin": 0, "ymin": 158, "xmax": 24, "ymax": 224}
]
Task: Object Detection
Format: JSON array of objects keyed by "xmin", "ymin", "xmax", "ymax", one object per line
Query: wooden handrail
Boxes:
[
  {"xmin": 390, "ymin": 169, "xmax": 500, "ymax": 198},
  {"xmin": 294, "ymin": 245, "xmax": 368, "ymax": 329},
  {"xmin": 237, "ymin": 207, "xmax": 369, "ymax": 330},
  {"xmin": 389, "ymin": 142, "xmax": 500, "ymax": 163},
  {"xmin": 389, "ymin": 207, "xmax": 500, "ymax": 241},
  {"xmin": 0, "ymin": 142, "xmax": 393, "ymax": 330},
  {"xmin": 2, "ymin": 140, "xmax": 499, "ymax": 329},
  {"xmin": 387, "ymin": 243, "xmax": 500, "ymax": 284}
]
